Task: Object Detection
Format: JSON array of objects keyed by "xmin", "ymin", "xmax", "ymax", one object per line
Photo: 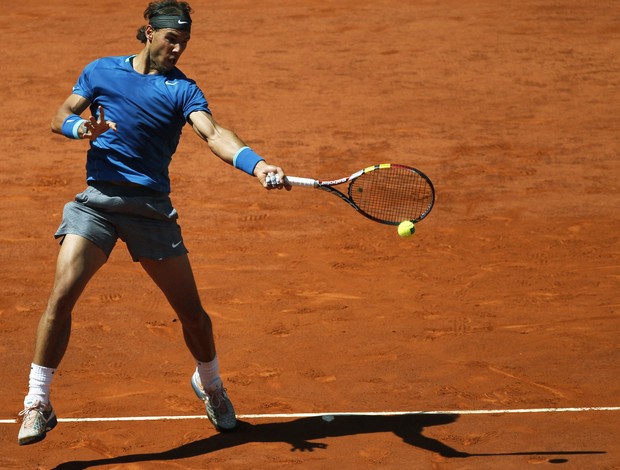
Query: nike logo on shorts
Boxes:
[{"xmin": 172, "ymin": 240, "xmax": 183, "ymax": 248}]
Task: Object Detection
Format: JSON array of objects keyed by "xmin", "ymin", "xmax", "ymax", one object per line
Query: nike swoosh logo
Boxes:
[
  {"xmin": 178, "ymin": 19, "xmax": 189, "ymax": 24},
  {"xmin": 165, "ymin": 80, "xmax": 178, "ymax": 86},
  {"xmin": 172, "ymin": 240, "xmax": 183, "ymax": 248}
]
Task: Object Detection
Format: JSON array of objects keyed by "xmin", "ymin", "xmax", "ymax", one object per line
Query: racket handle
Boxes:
[{"xmin": 285, "ymin": 176, "xmax": 317, "ymax": 188}]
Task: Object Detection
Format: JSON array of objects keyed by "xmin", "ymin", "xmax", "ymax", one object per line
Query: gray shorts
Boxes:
[{"xmin": 55, "ymin": 182, "xmax": 188, "ymax": 261}]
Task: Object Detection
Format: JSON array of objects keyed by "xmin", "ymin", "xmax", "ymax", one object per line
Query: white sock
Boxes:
[
  {"xmin": 24, "ymin": 363, "xmax": 56, "ymax": 406},
  {"xmin": 195, "ymin": 356, "xmax": 221, "ymax": 391}
]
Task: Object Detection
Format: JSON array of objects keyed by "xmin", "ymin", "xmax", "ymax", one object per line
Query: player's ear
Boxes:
[{"xmin": 145, "ymin": 24, "xmax": 155, "ymax": 42}]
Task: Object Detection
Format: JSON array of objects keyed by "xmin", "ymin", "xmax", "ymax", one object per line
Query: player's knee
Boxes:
[
  {"xmin": 41, "ymin": 299, "xmax": 72, "ymax": 325},
  {"xmin": 177, "ymin": 307, "xmax": 212, "ymax": 331},
  {"xmin": 45, "ymin": 282, "xmax": 85, "ymax": 318}
]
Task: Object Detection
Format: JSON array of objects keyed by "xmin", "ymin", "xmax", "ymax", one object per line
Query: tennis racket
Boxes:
[{"xmin": 285, "ymin": 163, "xmax": 435, "ymax": 225}]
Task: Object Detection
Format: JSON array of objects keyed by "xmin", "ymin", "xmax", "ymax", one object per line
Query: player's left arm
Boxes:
[{"xmin": 188, "ymin": 110, "xmax": 290, "ymax": 190}]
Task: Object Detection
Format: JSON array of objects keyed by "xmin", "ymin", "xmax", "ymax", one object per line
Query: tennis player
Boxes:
[{"xmin": 18, "ymin": 0, "xmax": 290, "ymax": 446}]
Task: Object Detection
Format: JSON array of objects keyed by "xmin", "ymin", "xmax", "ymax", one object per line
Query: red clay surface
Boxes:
[{"xmin": 1, "ymin": 1, "xmax": 618, "ymax": 468}]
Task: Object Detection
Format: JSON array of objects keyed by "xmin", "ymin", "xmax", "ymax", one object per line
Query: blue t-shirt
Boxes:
[{"xmin": 72, "ymin": 55, "xmax": 211, "ymax": 193}]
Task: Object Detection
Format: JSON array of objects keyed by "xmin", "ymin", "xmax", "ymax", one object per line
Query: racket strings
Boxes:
[{"xmin": 349, "ymin": 167, "xmax": 434, "ymax": 223}]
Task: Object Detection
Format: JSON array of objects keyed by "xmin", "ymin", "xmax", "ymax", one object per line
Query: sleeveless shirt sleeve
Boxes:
[
  {"xmin": 71, "ymin": 59, "xmax": 98, "ymax": 101},
  {"xmin": 181, "ymin": 80, "xmax": 211, "ymax": 120}
]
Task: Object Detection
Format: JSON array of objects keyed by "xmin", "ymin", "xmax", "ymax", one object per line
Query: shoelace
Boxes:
[
  {"xmin": 18, "ymin": 401, "xmax": 44, "ymax": 424},
  {"xmin": 207, "ymin": 387, "xmax": 229, "ymax": 413}
]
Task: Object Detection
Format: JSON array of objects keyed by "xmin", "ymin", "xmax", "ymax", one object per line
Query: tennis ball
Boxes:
[{"xmin": 398, "ymin": 220, "xmax": 416, "ymax": 237}]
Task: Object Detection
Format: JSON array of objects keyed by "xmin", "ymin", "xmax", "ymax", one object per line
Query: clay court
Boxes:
[{"xmin": 1, "ymin": 0, "xmax": 619, "ymax": 468}]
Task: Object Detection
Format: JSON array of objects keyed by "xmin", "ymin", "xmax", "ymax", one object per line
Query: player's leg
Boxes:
[
  {"xmin": 140, "ymin": 254, "xmax": 236, "ymax": 430},
  {"xmin": 140, "ymin": 254, "xmax": 215, "ymax": 360},
  {"xmin": 19, "ymin": 234, "xmax": 108, "ymax": 446},
  {"xmin": 33, "ymin": 234, "xmax": 108, "ymax": 367}
]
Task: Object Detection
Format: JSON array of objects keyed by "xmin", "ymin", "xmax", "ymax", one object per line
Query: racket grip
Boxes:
[{"xmin": 284, "ymin": 176, "xmax": 317, "ymax": 188}]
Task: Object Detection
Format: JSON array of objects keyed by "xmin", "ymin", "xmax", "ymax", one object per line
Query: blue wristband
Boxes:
[
  {"xmin": 61, "ymin": 114, "xmax": 87, "ymax": 139},
  {"xmin": 233, "ymin": 147, "xmax": 265, "ymax": 176}
]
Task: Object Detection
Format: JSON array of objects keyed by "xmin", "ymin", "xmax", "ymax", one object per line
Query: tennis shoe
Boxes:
[
  {"xmin": 191, "ymin": 373, "xmax": 237, "ymax": 431},
  {"xmin": 17, "ymin": 400, "xmax": 57, "ymax": 446}
]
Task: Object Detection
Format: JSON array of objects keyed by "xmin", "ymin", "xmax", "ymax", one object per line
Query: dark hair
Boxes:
[{"xmin": 136, "ymin": 0, "xmax": 193, "ymax": 43}]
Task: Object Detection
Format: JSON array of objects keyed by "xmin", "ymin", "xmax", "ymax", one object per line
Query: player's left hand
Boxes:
[{"xmin": 255, "ymin": 162, "xmax": 291, "ymax": 191}]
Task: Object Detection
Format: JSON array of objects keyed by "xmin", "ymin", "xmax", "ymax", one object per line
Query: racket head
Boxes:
[{"xmin": 347, "ymin": 164, "xmax": 435, "ymax": 225}]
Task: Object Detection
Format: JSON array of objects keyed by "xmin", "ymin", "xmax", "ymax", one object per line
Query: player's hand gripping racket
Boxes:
[{"xmin": 285, "ymin": 163, "xmax": 435, "ymax": 225}]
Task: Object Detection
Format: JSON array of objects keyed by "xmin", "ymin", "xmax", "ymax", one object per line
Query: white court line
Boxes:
[{"xmin": 1, "ymin": 406, "xmax": 619, "ymax": 424}]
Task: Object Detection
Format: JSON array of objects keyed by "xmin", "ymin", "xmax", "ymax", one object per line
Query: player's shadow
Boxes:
[{"xmin": 51, "ymin": 413, "xmax": 604, "ymax": 469}]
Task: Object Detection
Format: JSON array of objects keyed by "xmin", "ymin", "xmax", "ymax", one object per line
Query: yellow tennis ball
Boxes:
[{"xmin": 398, "ymin": 220, "xmax": 416, "ymax": 237}]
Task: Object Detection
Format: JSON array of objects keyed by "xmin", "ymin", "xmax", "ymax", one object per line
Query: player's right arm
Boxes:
[
  {"xmin": 51, "ymin": 94, "xmax": 116, "ymax": 140},
  {"xmin": 51, "ymin": 94, "xmax": 91, "ymax": 136}
]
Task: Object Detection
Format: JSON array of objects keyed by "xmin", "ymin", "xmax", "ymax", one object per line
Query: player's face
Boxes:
[{"xmin": 149, "ymin": 28, "xmax": 190, "ymax": 73}]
